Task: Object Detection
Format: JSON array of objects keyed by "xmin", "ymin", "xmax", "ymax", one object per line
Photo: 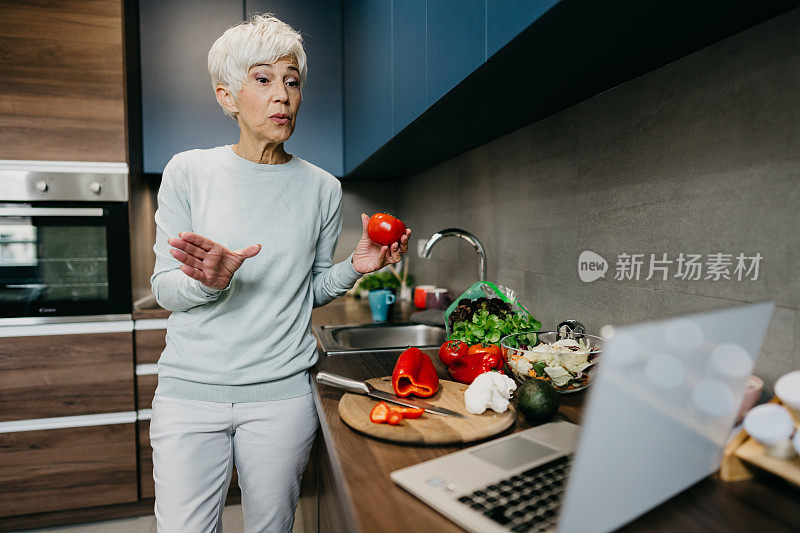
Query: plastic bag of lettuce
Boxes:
[{"xmin": 444, "ymin": 281, "xmax": 541, "ymax": 347}]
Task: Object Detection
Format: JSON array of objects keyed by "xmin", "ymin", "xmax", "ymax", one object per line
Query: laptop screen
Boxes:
[{"xmin": 559, "ymin": 302, "xmax": 774, "ymax": 533}]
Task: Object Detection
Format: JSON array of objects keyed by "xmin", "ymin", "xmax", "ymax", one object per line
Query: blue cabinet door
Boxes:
[
  {"xmin": 343, "ymin": 0, "xmax": 393, "ymax": 173},
  {"xmin": 246, "ymin": 0, "xmax": 344, "ymax": 176},
  {"xmin": 486, "ymin": 0, "xmax": 561, "ymax": 58},
  {"xmin": 139, "ymin": 0, "xmax": 242, "ymax": 174},
  {"xmin": 426, "ymin": 0, "xmax": 486, "ymax": 107},
  {"xmin": 392, "ymin": 0, "xmax": 427, "ymax": 135}
]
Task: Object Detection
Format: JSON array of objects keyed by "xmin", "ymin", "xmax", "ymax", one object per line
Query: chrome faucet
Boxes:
[{"xmin": 422, "ymin": 228, "xmax": 487, "ymax": 281}]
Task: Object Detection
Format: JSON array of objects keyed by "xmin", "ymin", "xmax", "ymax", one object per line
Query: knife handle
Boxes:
[{"xmin": 315, "ymin": 372, "xmax": 370, "ymax": 394}]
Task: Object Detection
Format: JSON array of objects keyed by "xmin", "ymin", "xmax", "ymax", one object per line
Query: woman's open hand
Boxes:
[
  {"xmin": 352, "ymin": 213, "xmax": 411, "ymax": 274},
  {"xmin": 167, "ymin": 232, "xmax": 261, "ymax": 290}
]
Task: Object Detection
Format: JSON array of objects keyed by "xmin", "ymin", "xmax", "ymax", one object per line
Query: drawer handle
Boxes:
[{"xmin": 0, "ymin": 411, "xmax": 137, "ymax": 433}]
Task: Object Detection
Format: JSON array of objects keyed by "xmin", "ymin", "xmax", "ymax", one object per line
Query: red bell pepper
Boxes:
[
  {"xmin": 370, "ymin": 401, "xmax": 391, "ymax": 423},
  {"xmin": 448, "ymin": 350, "xmax": 504, "ymax": 384},
  {"xmin": 386, "ymin": 410, "xmax": 404, "ymax": 425},
  {"xmin": 392, "ymin": 347, "xmax": 439, "ymax": 398},
  {"xmin": 390, "ymin": 406, "xmax": 424, "ymax": 419},
  {"xmin": 439, "ymin": 340, "xmax": 469, "ymax": 367}
]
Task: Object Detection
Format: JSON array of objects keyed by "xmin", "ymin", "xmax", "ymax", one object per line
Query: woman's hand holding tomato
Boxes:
[{"xmin": 352, "ymin": 213, "xmax": 411, "ymax": 274}]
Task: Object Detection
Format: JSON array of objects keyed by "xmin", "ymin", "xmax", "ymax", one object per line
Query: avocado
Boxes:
[{"xmin": 516, "ymin": 379, "xmax": 560, "ymax": 423}]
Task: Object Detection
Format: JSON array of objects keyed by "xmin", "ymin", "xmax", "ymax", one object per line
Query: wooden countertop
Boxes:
[{"xmin": 311, "ymin": 297, "xmax": 800, "ymax": 533}]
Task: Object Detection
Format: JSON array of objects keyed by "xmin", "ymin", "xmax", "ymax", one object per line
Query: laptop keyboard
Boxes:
[{"xmin": 455, "ymin": 455, "xmax": 573, "ymax": 532}]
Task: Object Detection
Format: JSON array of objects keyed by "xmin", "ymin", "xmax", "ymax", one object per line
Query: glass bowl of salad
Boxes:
[{"xmin": 500, "ymin": 331, "xmax": 603, "ymax": 393}]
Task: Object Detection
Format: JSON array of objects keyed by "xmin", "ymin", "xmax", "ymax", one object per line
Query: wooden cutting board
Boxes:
[{"xmin": 338, "ymin": 376, "xmax": 516, "ymax": 444}]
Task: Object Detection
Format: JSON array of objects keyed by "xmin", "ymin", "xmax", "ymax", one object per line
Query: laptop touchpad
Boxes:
[{"xmin": 471, "ymin": 436, "xmax": 559, "ymax": 470}]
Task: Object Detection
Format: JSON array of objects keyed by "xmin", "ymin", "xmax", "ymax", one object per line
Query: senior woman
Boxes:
[{"xmin": 149, "ymin": 14, "xmax": 409, "ymax": 532}]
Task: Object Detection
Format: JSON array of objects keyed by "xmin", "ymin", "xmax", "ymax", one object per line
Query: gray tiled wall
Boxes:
[{"xmin": 341, "ymin": 8, "xmax": 800, "ymax": 391}]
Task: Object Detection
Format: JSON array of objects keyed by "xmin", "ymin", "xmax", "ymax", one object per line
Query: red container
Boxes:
[{"xmin": 414, "ymin": 285, "xmax": 434, "ymax": 310}]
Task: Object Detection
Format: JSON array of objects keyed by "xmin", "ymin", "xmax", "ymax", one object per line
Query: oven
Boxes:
[{"xmin": 0, "ymin": 161, "xmax": 131, "ymax": 323}]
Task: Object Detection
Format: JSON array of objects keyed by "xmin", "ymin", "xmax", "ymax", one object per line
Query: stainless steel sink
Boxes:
[{"xmin": 313, "ymin": 322, "xmax": 446, "ymax": 355}]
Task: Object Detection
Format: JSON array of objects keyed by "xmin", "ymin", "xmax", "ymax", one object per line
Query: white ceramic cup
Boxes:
[
  {"xmin": 743, "ymin": 403, "xmax": 797, "ymax": 459},
  {"xmin": 775, "ymin": 370, "xmax": 800, "ymax": 413}
]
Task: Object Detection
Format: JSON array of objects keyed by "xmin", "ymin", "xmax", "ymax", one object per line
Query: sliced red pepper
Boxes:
[
  {"xmin": 439, "ymin": 340, "xmax": 469, "ymax": 367},
  {"xmin": 386, "ymin": 410, "xmax": 404, "ymax": 425},
  {"xmin": 369, "ymin": 401, "xmax": 391, "ymax": 423},
  {"xmin": 390, "ymin": 406, "xmax": 424, "ymax": 419},
  {"xmin": 392, "ymin": 347, "xmax": 439, "ymax": 398},
  {"xmin": 448, "ymin": 352, "xmax": 504, "ymax": 384}
]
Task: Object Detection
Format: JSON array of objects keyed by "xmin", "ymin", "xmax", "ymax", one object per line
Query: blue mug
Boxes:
[{"xmin": 368, "ymin": 289, "xmax": 396, "ymax": 322}]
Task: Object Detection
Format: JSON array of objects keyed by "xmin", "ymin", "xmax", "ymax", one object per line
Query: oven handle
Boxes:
[{"xmin": 0, "ymin": 207, "xmax": 104, "ymax": 217}]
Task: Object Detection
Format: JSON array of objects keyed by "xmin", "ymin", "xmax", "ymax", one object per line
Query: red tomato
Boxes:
[
  {"xmin": 467, "ymin": 343, "xmax": 502, "ymax": 358},
  {"xmin": 439, "ymin": 340, "xmax": 469, "ymax": 367},
  {"xmin": 367, "ymin": 213, "xmax": 406, "ymax": 246}
]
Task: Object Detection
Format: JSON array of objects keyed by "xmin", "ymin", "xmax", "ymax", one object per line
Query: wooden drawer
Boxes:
[
  {"xmin": 134, "ymin": 322, "xmax": 167, "ymax": 365},
  {"xmin": 137, "ymin": 420, "xmax": 155, "ymax": 499},
  {"xmin": 136, "ymin": 373, "xmax": 158, "ymax": 411},
  {"xmin": 0, "ymin": 327, "xmax": 135, "ymax": 422},
  {"xmin": 0, "ymin": 420, "xmax": 138, "ymax": 517},
  {"xmin": 134, "ymin": 322, "xmax": 166, "ymax": 410},
  {"xmin": 137, "ymin": 419, "xmax": 238, "ymax": 500}
]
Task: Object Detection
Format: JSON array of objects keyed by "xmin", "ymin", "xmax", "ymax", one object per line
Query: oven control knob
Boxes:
[
  {"xmin": 89, "ymin": 182, "xmax": 103, "ymax": 194},
  {"xmin": 35, "ymin": 180, "xmax": 48, "ymax": 192}
]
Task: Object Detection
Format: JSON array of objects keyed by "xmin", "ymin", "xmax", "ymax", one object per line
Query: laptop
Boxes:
[{"xmin": 391, "ymin": 302, "xmax": 774, "ymax": 533}]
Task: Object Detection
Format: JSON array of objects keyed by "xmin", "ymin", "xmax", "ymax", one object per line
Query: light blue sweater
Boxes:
[{"xmin": 150, "ymin": 145, "xmax": 362, "ymax": 402}]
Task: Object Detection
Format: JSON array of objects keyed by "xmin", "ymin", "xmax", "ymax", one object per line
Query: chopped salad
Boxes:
[{"xmin": 506, "ymin": 337, "xmax": 600, "ymax": 390}]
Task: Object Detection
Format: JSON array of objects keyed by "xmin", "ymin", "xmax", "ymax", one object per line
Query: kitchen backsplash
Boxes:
[{"xmin": 339, "ymin": 7, "xmax": 800, "ymax": 392}]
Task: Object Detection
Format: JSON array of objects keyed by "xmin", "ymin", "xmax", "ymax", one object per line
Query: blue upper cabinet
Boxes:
[
  {"xmin": 139, "ymin": 0, "xmax": 241, "ymax": 174},
  {"xmin": 391, "ymin": 0, "xmax": 427, "ymax": 135},
  {"xmin": 426, "ymin": 0, "xmax": 486, "ymax": 107},
  {"xmin": 344, "ymin": 0, "xmax": 393, "ymax": 173},
  {"xmin": 247, "ymin": 0, "xmax": 344, "ymax": 176},
  {"xmin": 486, "ymin": 0, "xmax": 561, "ymax": 58}
]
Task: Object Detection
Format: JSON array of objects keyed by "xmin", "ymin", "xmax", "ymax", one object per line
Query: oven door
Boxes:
[{"xmin": 0, "ymin": 202, "xmax": 131, "ymax": 319}]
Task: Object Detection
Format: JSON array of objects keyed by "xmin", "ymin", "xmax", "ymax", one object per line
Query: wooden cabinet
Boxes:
[
  {"xmin": 0, "ymin": 326, "xmax": 135, "ymax": 422},
  {"xmin": 0, "ymin": 321, "xmax": 138, "ymax": 518},
  {"xmin": 0, "ymin": 0, "xmax": 126, "ymax": 162},
  {"xmin": 133, "ymin": 319, "xmax": 164, "ymax": 498},
  {"xmin": 0, "ymin": 422, "xmax": 138, "ymax": 516},
  {"xmin": 134, "ymin": 319, "xmax": 167, "ymax": 411}
]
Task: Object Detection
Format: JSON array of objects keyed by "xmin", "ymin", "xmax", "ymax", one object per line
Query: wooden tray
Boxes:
[
  {"xmin": 720, "ymin": 397, "xmax": 800, "ymax": 486},
  {"xmin": 338, "ymin": 376, "xmax": 516, "ymax": 445}
]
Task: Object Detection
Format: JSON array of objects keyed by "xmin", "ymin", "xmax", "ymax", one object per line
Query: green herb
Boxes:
[
  {"xmin": 357, "ymin": 271, "xmax": 415, "ymax": 293},
  {"xmin": 450, "ymin": 309, "xmax": 541, "ymax": 345},
  {"xmin": 532, "ymin": 362, "xmax": 547, "ymax": 377}
]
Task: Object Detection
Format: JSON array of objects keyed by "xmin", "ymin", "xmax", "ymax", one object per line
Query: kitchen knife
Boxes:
[{"xmin": 315, "ymin": 371, "xmax": 464, "ymax": 418}]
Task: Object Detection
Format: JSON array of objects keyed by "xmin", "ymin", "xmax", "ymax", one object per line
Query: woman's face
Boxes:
[{"xmin": 232, "ymin": 56, "xmax": 302, "ymax": 144}]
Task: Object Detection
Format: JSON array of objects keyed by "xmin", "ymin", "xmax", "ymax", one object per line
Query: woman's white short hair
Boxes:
[{"xmin": 208, "ymin": 13, "xmax": 307, "ymax": 118}]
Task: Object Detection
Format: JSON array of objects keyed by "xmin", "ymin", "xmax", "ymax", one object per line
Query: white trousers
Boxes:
[{"xmin": 150, "ymin": 392, "xmax": 318, "ymax": 533}]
